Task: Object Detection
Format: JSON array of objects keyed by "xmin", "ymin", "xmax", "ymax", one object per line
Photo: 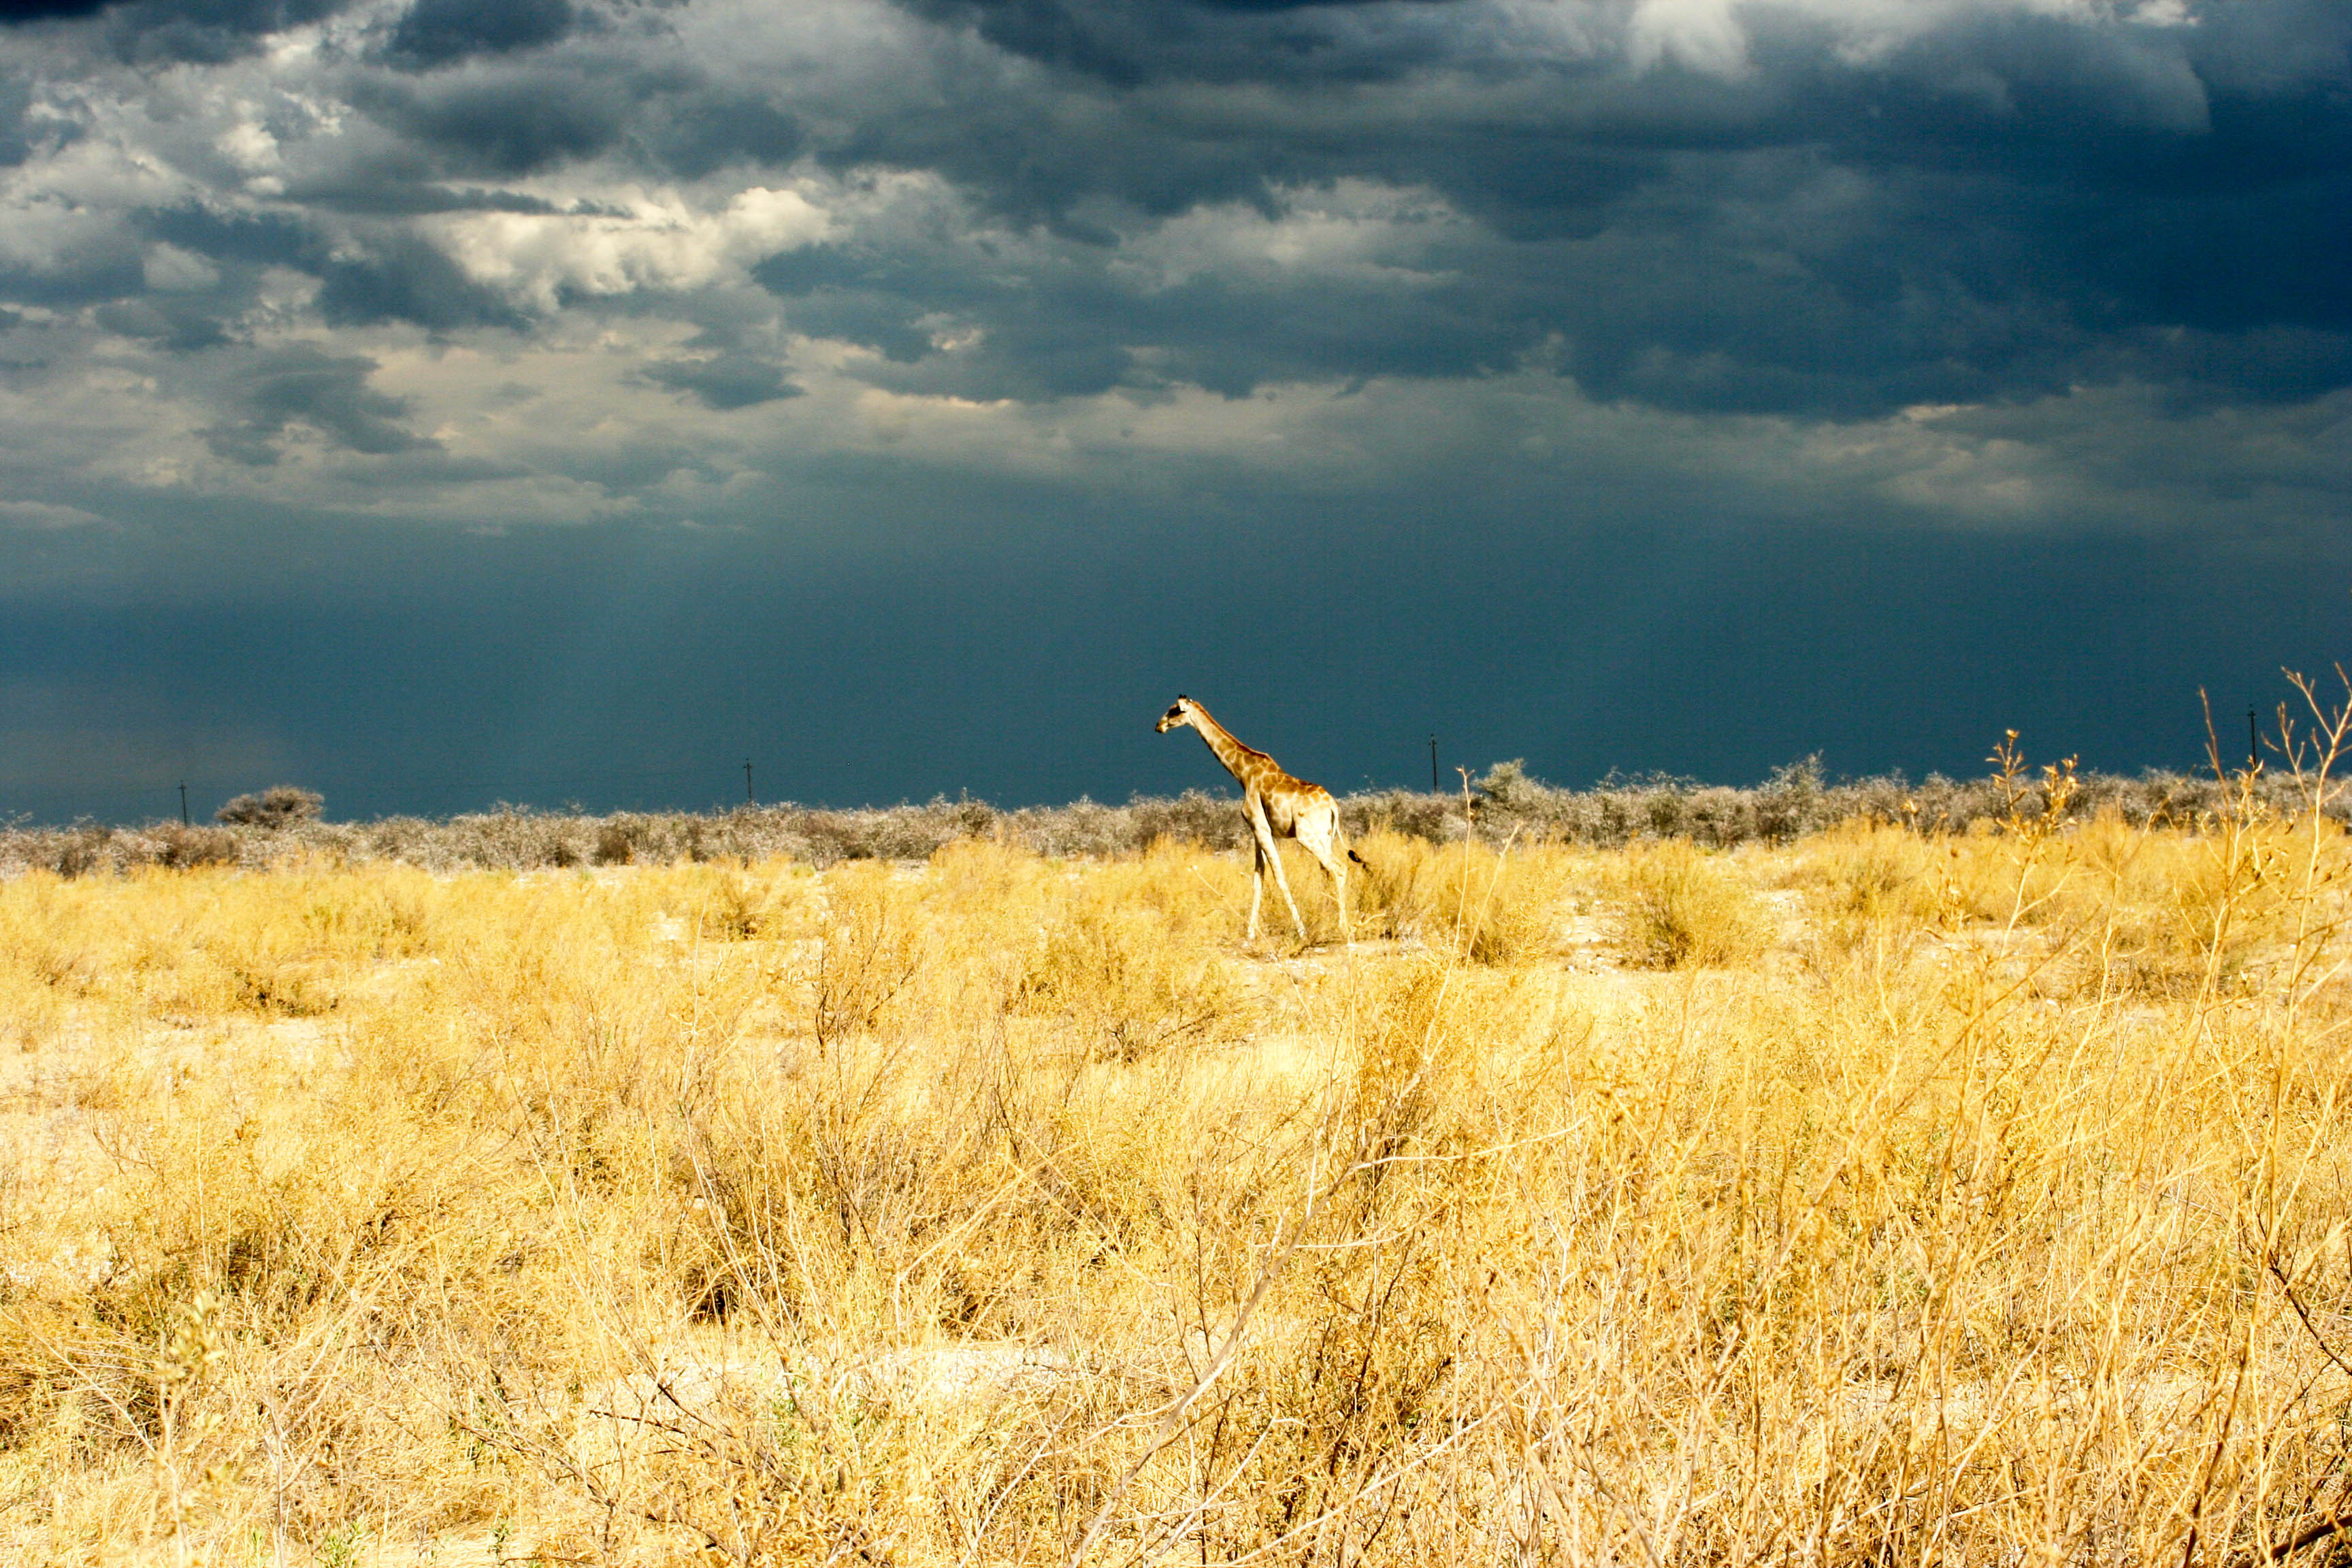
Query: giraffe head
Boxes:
[{"xmin": 1156, "ymin": 695, "xmax": 1197, "ymax": 734}]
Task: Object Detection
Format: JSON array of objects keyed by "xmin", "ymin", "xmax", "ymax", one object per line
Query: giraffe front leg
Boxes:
[
  {"xmin": 1247, "ymin": 802, "xmax": 1307, "ymax": 943},
  {"xmin": 1246, "ymin": 839, "xmax": 1267, "ymax": 941}
]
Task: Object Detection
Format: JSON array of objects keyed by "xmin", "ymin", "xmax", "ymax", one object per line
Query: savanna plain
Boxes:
[{"xmin": 11, "ymin": 731, "xmax": 2352, "ymax": 1568}]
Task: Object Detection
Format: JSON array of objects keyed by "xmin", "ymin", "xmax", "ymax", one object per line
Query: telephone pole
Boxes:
[
  {"xmin": 178, "ymin": 783, "xmax": 189, "ymax": 826},
  {"xmin": 1428, "ymin": 734, "xmax": 1439, "ymax": 794},
  {"xmin": 743, "ymin": 758, "xmax": 755, "ymax": 805},
  {"xmin": 2249, "ymin": 707, "xmax": 2259, "ymax": 773}
]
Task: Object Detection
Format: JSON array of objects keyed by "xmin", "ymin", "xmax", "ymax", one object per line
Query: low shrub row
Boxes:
[{"xmin": 2, "ymin": 762, "xmax": 2321, "ymax": 877}]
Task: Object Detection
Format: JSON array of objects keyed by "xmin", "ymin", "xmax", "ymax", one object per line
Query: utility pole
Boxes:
[
  {"xmin": 1428, "ymin": 734, "xmax": 1439, "ymax": 794},
  {"xmin": 178, "ymin": 783, "xmax": 189, "ymax": 826},
  {"xmin": 2249, "ymin": 707, "xmax": 2259, "ymax": 774},
  {"xmin": 743, "ymin": 758, "xmax": 755, "ymax": 805}
]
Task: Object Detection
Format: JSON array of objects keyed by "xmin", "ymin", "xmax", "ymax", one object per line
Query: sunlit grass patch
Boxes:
[
  {"xmin": 1613, "ymin": 838, "xmax": 1774, "ymax": 968},
  {"xmin": 6, "ymin": 723, "xmax": 2352, "ymax": 1563}
]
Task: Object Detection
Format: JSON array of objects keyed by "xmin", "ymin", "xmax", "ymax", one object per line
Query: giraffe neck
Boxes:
[{"xmin": 1186, "ymin": 704, "xmax": 1268, "ymax": 788}]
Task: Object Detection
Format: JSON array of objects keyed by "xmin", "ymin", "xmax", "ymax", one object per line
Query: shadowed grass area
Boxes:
[{"xmin": 6, "ymin": 723, "xmax": 2352, "ymax": 1565}]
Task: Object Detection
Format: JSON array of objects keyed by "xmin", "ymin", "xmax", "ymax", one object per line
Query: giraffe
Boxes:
[{"xmin": 1156, "ymin": 695, "xmax": 1365, "ymax": 943}]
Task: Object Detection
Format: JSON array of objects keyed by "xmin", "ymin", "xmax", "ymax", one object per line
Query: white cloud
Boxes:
[
  {"xmin": 0, "ymin": 132, "xmax": 189, "ymax": 279},
  {"xmin": 431, "ymin": 182, "xmax": 833, "ymax": 310},
  {"xmin": 214, "ymin": 114, "xmax": 281, "ymax": 175},
  {"xmin": 0, "ymin": 499, "xmax": 110, "ymax": 529},
  {"xmin": 1627, "ymin": 0, "xmax": 1756, "ymax": 77},
  {"xmin": 1112, "ymin": 180, "xmax": 1468, "ymax": 292},
  {"xmin": 143, "ymin": 244, "xmax": 220, "ymax": 293},
  {"xmin": 1499, "ymin": 0, "xmax": 2214, "ymax": 80}
]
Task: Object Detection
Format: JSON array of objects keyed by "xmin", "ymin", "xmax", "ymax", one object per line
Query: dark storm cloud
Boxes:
[
  {"xmin": 742, "ymin": 172, "xmax": 2054, "ymax": 416},
  {"xmin": 2, "ymin": 195, "xmax": 525, "ymax": 344},
  {"xmin": 640, "ymin": 353, "xmax": 802, "ymax": 410},
  {"xmin": 1739, "ymin": 12, "xmax": 2352, "ymax": 333},
  {"xmin": 0, "ymin": 1, "xmax": 114, "ymax": 18},
  {"xmin": 351, "ymin": 69, "xmax": 638, "ymax": 176},
  {"xmin": 1, "ymin": 0, "xmax": 358, "ymax": 63},
  {"xmin": 630, "ymin": 94, "xmax": 803, "ymax": 178},
  {"xmin": 119, "ymin": 0, "xmax": 346, "ymax": 61},
  {"xmin": 898, "ymin": 0, "xmax": 1466, "ymax": 89},
  {"xmin": 0, "ymin": 231, "xmax": 145, "ymax": 307},
  {"xmin": 287, "ymin": 180, "xmax": 587, "ymax": 217},
  {"xmin": 199, "ymin": 346, "xmax": 433, "ymax": 464},
  {"xmin": 145, "ymin": 202, "xmax": 311, "ymax": 266},
  {"xmin": 315, "ymin": 231, "xmax": 528, "ymax": 331},
  {"xmin": 758, "ymin": 237, "xmax": 1522, "ymax": 403},
  {"xmin": 93, "ymin": 295, "xmax": 231, "ymax": 349},
  {"xmin": 14, "ymin": 0, "xmax": 2331, "ymax": 424},
  {"xmin": 824, "ymin": 0, "xmax": 2350, "ymax": 415},
  {"xmin": 381, "ymin": 0, "xmax": 579, "ymax": 69},
  {"xmin": 341, "ymin": 63, "xmax": 811, "ymax": 193},
  {"xmin": 0, "ymin": 0, "xmax": 2340, "ymax": 512},
  {"xmin": 750, "ymin": 273, "xmax": 934, "ymax": 364},
  {"xmin": 0, "ymin": 71, "xmax": 36, "ymax": 167}
]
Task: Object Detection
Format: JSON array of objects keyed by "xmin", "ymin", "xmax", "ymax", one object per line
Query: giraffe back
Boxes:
[{"xmin": 1258, "ymin": 769, "xmax": 1335, "ymax": 836}]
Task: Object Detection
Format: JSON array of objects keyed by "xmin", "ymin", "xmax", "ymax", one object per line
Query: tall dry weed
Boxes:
[
  {"xmin": 1616, "ymin": 838, "xmax": 1773, "ymax": 968},
  {"xmin": 1410, "ymin": 837, "xmax": 1568, "ymax": 965},
  {"xmin": 1342, "ymin": 827, "xmax": 1424, "ymax": 941},
  {"xmin": 811, "ymin": 862, "xmax": 923, "ymax": 1055}
]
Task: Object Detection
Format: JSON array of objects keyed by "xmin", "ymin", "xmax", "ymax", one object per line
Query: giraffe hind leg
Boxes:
[
  {"xmin": 1300, "ymin": 821, "xmax": 1351, "ymax": 945},
  {"xmin": 1310, "ymin": 846, "xmax": 1350, "ymax": 944}
]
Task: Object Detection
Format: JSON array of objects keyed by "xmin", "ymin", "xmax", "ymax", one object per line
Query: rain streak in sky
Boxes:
[{"xmin": 1, "ymin": 0, "xmax": 2347, "ymax": 820}]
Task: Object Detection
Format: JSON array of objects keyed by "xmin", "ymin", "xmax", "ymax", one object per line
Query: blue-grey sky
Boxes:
[{"xmin": 1, "ymin": 0, "xmax": 2347, "ymax": 822}]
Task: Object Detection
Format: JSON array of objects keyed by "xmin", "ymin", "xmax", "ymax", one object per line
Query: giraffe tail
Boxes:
[{"xmin": 1348, "ymin": 847, "xmax": 1367, "ymax": 866}]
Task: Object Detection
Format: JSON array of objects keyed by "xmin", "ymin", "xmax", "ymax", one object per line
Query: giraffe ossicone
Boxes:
[{"xmin": 1156, "ymin": 695, "xmax": 1362, "ymax": 943}]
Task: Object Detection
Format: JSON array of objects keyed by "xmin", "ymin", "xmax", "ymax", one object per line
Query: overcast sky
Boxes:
[{"xmin": 1, "ymin": 0, "xmax": 2346, "ymax": 822}]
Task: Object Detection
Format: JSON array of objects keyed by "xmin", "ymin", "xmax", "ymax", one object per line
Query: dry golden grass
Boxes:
[
  {"xmin": 1614, "ymin": 838, "xmax": 1776, "ymax": 969},
  {"xmin": 7, "ymin": 768, "xmax": 2352, "ymax": 1567}
]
